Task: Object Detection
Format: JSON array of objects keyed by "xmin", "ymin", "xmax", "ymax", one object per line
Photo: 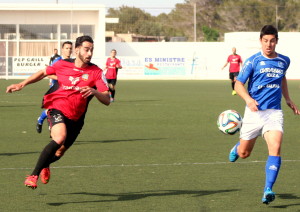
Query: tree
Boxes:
[{"xmin": 202, "ymin": 26, "xmax": 219, "ymax": 41}]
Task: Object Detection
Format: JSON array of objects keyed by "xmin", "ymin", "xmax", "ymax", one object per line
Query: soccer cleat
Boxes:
[
  {"xmin": 24, "ymin": 175, "xmax": 38, "ymax": 189},
  {"xmin": 229, "ymin": 144, "xmax": 239, "ymax": 162},
  {"xmin": 40, "ymin": 167, "xmax": 50, "ymax": 184},
  {"xmin": 262, "ymin": 188, "xmax": 275, "ymax": 204},
  {"xmin": 36, "ymin": 123, "xmax": 42, "ymax": 133},
  {"xmin": 232, "ymin": 90, "xmax": 237, "ymax": 95}
]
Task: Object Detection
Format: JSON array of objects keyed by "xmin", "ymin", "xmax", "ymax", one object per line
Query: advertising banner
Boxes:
[{"xmin": 12, "ymin": 57, "xmax": 49, "ymax": 76}]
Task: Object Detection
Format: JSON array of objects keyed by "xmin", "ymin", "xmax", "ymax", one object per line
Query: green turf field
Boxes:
[{"xmin": 1, "ymin": 79, "xmax": 300, "ymax": 211}]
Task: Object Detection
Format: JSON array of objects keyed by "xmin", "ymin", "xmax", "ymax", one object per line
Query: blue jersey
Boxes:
[
  {"xmin": 49, "ymin": 56, "xmax": 62, "ymax": 87},
  {"xmin": 52, "ymin": 56, "xmax": 62, "ymax": 65},
  {"xmin": 237, "ymin": 51, "xmax": 290, "ymax": 110}
]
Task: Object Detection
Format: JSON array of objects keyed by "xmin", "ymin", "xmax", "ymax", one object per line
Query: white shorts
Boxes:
[{"xmin": 240, "ymin": 106, "xmax": 284, "ymax": 140}]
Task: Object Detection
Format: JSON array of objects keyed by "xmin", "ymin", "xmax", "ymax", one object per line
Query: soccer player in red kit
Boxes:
[
  {"xmin": 105, "ymin": 49, "xmax": 122, "ymax": 102},
  {"xmin": 6, "ymin": 35, "xmax": 110, "ymax": 189},
  {"xmin": 222, "ymin": 47, "xmax": 243, "ymax": 95}
]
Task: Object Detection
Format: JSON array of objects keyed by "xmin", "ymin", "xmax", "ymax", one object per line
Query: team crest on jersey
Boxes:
[
  {"xmin": 278, "ymin": 61, "xmax": 284, "ymax": 68},
  {"xmin": 69, "ymin": 76, "xmax": 80, "ymax": 85},
  {"xmin": 53, "ymin": 114, "xmax": 63, "ymax": 123},
  {"xmin": 82, "ymin": 74, "xmax": 89, "ymax": 81}
]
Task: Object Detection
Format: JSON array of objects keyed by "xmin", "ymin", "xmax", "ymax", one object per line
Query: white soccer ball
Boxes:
[{"xmin": 217, "ymin": 110, "xmax": 242, "ymax": 135}]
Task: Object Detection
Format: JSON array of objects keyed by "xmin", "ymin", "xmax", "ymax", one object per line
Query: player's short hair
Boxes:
[
  {"xmin": 111, "ymin": 49, "xmax": 117, "ymax": 52},
  {"xmin": 62, "ymin": 41, "xmax": 72, "ymax": 48},
  {"xmin": 75, "ymin": 35, "xmax": 94, "ymax": 48},
  {"xmin": 260, "ymin": 25, "xmax": 278, "ymax": 40}
]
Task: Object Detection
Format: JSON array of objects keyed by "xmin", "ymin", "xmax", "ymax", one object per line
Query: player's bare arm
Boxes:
[
  {"xmin": 47, "ymin": 75, "xmax": 58, "ymax": 80},
  {"xmin": 235, "ymin": 80, "xmax": 259, "ymax": 112},
  {"xmin": 222, "ymin": 62, "xmax": 228, "ymax": 70},
  {"xmin": 80, "ymin": 86, "xmax": 110, "ymax": 105},
  {"xmin": 6, "ymin": 68, "xmax": 48, "ymax": 93},
  {"xmin": 281, "ymin": 76, "xmax": 300, "ymax": 115}
]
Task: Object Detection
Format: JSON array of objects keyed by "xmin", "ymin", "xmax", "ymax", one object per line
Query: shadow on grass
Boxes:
[
  {"xmin": 0, "ymin": 151, "xmax": 39, "ymax": 156},
  {"xmin": 47, "ymin": 189, "xmax": 239, "ymax": 206},
  {"xmin": 75, "ymin": 138, "xmax": 165, "ymax": 144},
  {"xmin": 270, "ymin": 193, "xmax": 300, "ymax": 209}
]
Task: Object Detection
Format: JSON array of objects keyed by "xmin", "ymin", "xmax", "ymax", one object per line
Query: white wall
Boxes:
[{"xmin": 106, "ymin": 32, "xmax": 300, "ymax": 80}]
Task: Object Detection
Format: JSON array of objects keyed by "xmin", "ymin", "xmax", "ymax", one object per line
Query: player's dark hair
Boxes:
[
  {"xmin": 111, "ymin": 49, "xmax": 117, "ymax": 52},
  {"xmin": 75, "ymin": 35, "xmax": 94, "ymax": 48},
  {"xmin": 260, "ymin": 25, "xmax": 278, "ymax": 39},
  {"xmin": 62, "ymin": 41, "xmax": 72, "ymax": 48}
]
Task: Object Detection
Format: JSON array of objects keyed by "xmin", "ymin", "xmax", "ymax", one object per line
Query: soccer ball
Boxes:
[{"xmin": 217, "ymin": 110, "xmax": 242, "ymax": 135}]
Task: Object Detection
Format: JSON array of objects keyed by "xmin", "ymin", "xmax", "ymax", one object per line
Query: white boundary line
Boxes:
[{"xmin": 1, "ymin": 160, "xmax": 300, "ymax": 171}]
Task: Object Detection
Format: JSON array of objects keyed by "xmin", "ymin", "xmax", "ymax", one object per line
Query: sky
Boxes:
[{"xmin": 0, "ymin": 0, "xmax": 186, "ymax": 16}]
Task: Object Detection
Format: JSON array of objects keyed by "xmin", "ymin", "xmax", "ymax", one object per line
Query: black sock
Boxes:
[
  {"xmin": 43, "ymin": 155, "xmax": 62, "ymax": 169},
  {"xmin": 49, "ymin": 155, "xmax": 61, "ymax": 164},
  {"xmin": 31, "ymin": 140, "xmax": 61, "ymax": 176},
  {"xmin": 111, "ymin": 90, "xmax": 115, "ymax": 98},
  {"xmin": 232, "ymin": 82, "xmax": 235, "ymax": 90}
]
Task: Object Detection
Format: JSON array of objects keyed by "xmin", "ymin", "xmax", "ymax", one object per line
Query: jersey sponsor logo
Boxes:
[
  {"xmin": 82, "ymin": 74, "xmax": 89, "ymax": 81},
  {"xmin": 62, "ymin": 85, "xmax": 80, "ymax": 90},
  {"xmin": 260, "ymin": 68, "xmax": 283, "ymax": 78},
  {"xmin": 258, "ymin": 84, "xmax": 280, "ymax": 89},
  {"xmin": 69, "ymin": 76, "xmax": 80, "ymax": 85}
]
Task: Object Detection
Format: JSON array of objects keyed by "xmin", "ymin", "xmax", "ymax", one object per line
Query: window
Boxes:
[
  {"xmin": 0, "ymin": 25, "xmax": 16, "ymax": 40},
  {"xmin": 61, "ymin": 24, "xmax": 78, "ymax": 40},
  {"xmin": 80, "ymin": 25, "xmax": 94, "ymax": 37},
  {"xmin": 20, "ymin": 25, "xmax": 58, "ymax": 40}
]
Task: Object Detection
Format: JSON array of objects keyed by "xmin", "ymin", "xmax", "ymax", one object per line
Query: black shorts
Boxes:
[
  {"xmin": 47, "ymin": 109, "xmax": 84, "ymax": 149},
  {"xmin": 229, "ymin": 72, "xmax": 239, "ymax": 80},
  {"xmin": 107, "ymin": 79, "xmax": 117, "ymax": 86}
]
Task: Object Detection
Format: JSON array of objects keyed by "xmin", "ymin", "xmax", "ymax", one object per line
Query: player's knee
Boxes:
[
  {"xmin": 239, "ymin": 150, "xmax": 251, "ymax": 159},
  {"xmin": 51, "ymin": 135, "xmax": 66, "ymax": 145}
]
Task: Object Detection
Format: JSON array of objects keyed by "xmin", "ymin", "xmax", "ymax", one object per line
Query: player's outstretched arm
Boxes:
[
  {"xmin": 80, "ymin": 86, "xmax": 110, "ymax": 106},
  {"xmin": 282, "ymin": 76, "xmax": 300, "ymax": 115},
  {"xmin": 221, "ymin": 62, "xmax": 228, "ymax": 70},
  {"xmin": 6, "ymin": 68, "xmax": 48, "ymax": 93},
  {"xmin": 235, "ymin": 80, "xmax": 259, "ymax": 112}
]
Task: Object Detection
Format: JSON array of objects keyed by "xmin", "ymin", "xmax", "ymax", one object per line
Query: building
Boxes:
[
  {"xmin": 0, "ymin": 3, "xmax": 106, "ymax": 78},
  {"xmin": 105, "ymin": 31, "xmax": 165, "ymax": 42}
]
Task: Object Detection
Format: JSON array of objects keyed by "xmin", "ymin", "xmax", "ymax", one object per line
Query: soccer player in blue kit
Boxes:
[{"xmin": 228, "ymin": 25, "xmax": 300, "ymax": 204}]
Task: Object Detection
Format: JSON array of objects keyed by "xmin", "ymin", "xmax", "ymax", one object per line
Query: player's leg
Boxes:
[
  {"xmin": 232, "ymin": 73, "xmax": 239, "ymax": 95},
  {"xmin": 261, "ymin": 109, "xmax": 283, "ymax": 204},
  {"xmin": 108, "ymin": 82, "xmax": 116, "ymax": 102},
  {"xmin": 36, "ymin": 109, "xmax": 48, "ymax": 133},
  {"xmin": 229, "ymin": 137, "xmax": 257, "ymax": 162},
  {"xmin": 229, "ymin": 107, "xmax": 261, "ymax": 162},
  {"xmin": 110, "ymin": 84, "xmax": 116, "ymax": 98},
  {"xmin": 261, "ymin": 130, "xmax": 282, "ymax": 204},
  {"xmin": 40, "ymin": 117, "xmax": 83, "ymax": 185},
  {"xmin": 229, "ymin": 73, "xmax": 236, "ymax": 95},
  {"xmin": 40, "ymin": 145, "xmax": 67, "ymax": 184},
  {"xmin": 262, "ymin": 131, "xmax": 282, "ymax": 205},
  {"xmin": 25, "ymin": 110, "xmax": 67, "ymax": 189}
]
